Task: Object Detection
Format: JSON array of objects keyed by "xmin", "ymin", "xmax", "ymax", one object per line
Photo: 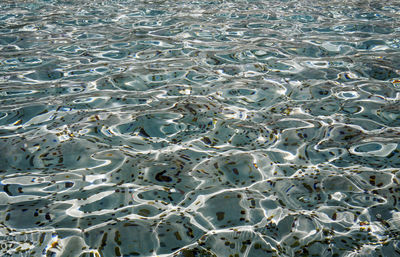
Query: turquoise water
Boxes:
[{"xmin": 0, "ymin": 0, "xmax": 400, "ymax": 256}]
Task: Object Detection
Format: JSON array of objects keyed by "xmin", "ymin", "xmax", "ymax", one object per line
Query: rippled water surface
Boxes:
[{"xmin": 1, "ymin": 0, "xmax": 400, "ymax": 256}]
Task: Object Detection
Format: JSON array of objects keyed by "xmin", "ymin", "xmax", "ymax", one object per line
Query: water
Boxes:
[{"xmin": 0, "ymin": 0, "xmax": 400, "ymax": 256}]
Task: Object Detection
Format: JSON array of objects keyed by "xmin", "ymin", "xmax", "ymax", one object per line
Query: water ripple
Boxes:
[{"xmin": 1, "ymin": 0, "xmax": 400, "ymax": 256}]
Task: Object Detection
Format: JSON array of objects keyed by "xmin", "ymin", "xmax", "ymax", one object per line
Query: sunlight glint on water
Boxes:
[{"xmin": 0, "ymin": 0, "xmax": 400, "ymax": 256}]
